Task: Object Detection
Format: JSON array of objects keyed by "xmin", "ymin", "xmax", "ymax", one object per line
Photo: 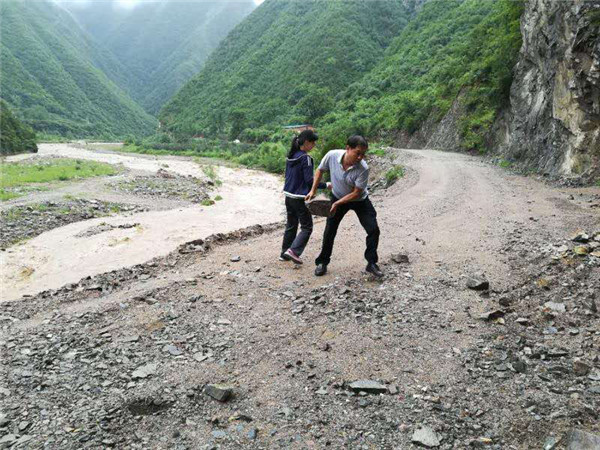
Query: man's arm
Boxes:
[
  {"xmin": 305, "ymin": 168, "xmax": 324, "ymax": 201},
  {"xmin": 330, "ymin": 186, "xmax": 363, "ymax": 215}
]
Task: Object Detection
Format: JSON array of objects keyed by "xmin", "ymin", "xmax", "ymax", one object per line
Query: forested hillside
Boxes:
[
  {"xmin": 321, "ymin": 0, "xmax": 524, "ymax": 152},
  {"xmin": 160, "ymin": 0, "xmax": 414, "ymax": 138},
  {"xmin": 61, "ymin": 0, "xmax": 256, "ymax": 113},
  {"xmin": 0, "ymin": 100, "xmax": 37, "ymax": 155},
  {"xmin": 0, "ymin": 0, "xmax": 156, "ymax": 139}
]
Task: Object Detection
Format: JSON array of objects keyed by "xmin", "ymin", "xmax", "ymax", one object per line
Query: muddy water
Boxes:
[{"xmin": 1, "ymin": 144, "xmax": 284, "ymax": 302}]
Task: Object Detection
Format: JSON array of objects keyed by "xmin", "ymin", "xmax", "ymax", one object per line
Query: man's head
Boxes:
[{"xmin": 344, "ymin": 135, "xmax": 368, "ymax": 166}]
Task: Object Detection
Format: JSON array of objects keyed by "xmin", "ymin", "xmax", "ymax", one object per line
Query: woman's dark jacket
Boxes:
[{"xmin": 283, "ymin": 150, "xmax": 324, "ymax": 198}]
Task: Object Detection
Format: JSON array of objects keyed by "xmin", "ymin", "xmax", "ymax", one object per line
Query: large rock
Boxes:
[
  {"xmin": 348, "ymin": 380, "xmax": 388, "ymax": 394},
  {"xmin": 205, "ymin": 384, "xmax": 233, "ymax": 402},
  {"xmin": 412, "ymin": 426, "xmax": 441, "ymax": 447},
  {"xmin": 131, "ymin": 363, "xmax": 157, "ymax": 379},
  {"xmin": 566, "ymin": 429, "xmax": 600, "ymax": 450},
  {"xmin": 306, "ymin": 197, "xmax": 332, "ymax": 218},
  {"xmin": 467, "ymin": 275, "xmax": 489, "ymax": 291}
]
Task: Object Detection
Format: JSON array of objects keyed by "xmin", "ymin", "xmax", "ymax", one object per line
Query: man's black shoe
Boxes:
[
  {"xmin": 315, "ymin": 264, "xmax": 327, "ymax": 276},
  {"xmin": 366, "ymin": 263, "xmax": 384, "ymax": 278}
]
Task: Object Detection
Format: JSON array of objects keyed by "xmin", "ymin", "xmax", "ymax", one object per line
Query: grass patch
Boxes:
[
  {"xmin": 201, "ymin": 199, "xmax": 215, "ymax": 206},
  {"xmin": 385, "ymin": 165, "xmax": 405, "ymax": 186},
  {"xmin": 214, "ymin": 195, "xmax": 223, "ymax": 201},
  {"xmin": 0, "ymin": 158, "xmax": 117, "ymax": 188},
  {"xmin": 201, "ymin": 164, "xmax": 223, "ymax": 186},
  {"xmin": 498, "ymin": 159, "xmax": 512, "ymax": 169},
  {"xmin": 369, "ymin": 148, "xmax": 386, "ymax": 157},
  {"xmin": 0, "ymin": 190, "xmax": 20, "ymax": 201}
]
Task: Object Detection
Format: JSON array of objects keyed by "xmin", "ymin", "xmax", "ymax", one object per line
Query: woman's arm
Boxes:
[{"xmin": 305, "ymin": 169, "xmax": 324, "ymax": 201}]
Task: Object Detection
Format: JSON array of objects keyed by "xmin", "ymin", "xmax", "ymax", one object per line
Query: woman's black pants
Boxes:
[{"xmin": 282, "ymin": 196, "xmax": 313, "ymax": 256}]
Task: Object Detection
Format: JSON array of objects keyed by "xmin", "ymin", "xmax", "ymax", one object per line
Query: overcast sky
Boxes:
[{"xmin": 57, "ymin": 0, "xmax": 264, "ymax": 7}]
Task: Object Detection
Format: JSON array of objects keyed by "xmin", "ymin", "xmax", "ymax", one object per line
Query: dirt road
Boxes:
[{"xmin": 0, "ymin": 147, "xmax": 598, "ymax": 449}]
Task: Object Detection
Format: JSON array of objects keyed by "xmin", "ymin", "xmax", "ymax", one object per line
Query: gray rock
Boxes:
[
  {"xmin": 572, "ymin": 232, "xmax": 589, "ymax": 243},
  {"xmin": 544, "ymin": 435, "xmax": 560, "ymax": 450},
  {"xmin": 513, "ymin": 360, "xmax": 527, "ymax": 373},
  {"xmin": 247, "ymin": 428, "xmax": 258, "ymax": 440},
  {"xmin": 230, "ymin": 256, "xmax": 241, "ymax": 262},
  {"xmin": 544, "ymin": 302, "xmax": 566, "ymax": 313},
  {"xmin": 348, "ymin": 380, "xmax": 387, "ymax": 394},
  {"xmin": 412, "ymin": 426, "xmax": 441, "ymax": 447},
  {"xmin": 479, "ymin": 310, "xmax": 504, "ymax": 321},
  {"xmin": 565, "ymin": 429, "xmax": 600, "ymax": 450},
  {"xmin": 212, "ymin": 430, "xmax": 227, "ymax": 439},
  {"xmin": 358, "ymin": 399, "xmax": 370, "ymax": 408},
  {"xmin": 391, "ymin": 253, "xmax": 410, "ymax": 264},
  {"xmin": 306, "ymin": 197, "xmax": 332, "ymax": 218},
  {"xmin": 467, "ymin": 275, "xmax": 489, "ymax": 291},
  {"xmin": 131, "ymin": 363, "xmax": 157, "ymax": 379},
  {"xmin": 205, "ymin": 384, "xmax": 233, "ymax": 402},
  {"xmin": 573, "ymin": 360, "xmax": 591, "ymax": 376},
  {"xmin": 0, "ymin": 414, "xmax": 9, "ymax": 428},
  {"xmin": 0, "ymin": 434, "xmax": 18, "ymax": 449},
  {"xmin": 163, "ymin": 345, "xmax": 183, "ymax": 356}
]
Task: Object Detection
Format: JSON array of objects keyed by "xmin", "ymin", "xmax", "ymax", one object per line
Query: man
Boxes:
[{"xmin": 306, "ymin": 135, "xmax": 383, "ymax": 278}]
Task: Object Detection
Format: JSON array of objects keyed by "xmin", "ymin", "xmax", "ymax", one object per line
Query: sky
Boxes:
[{"xmin": 56, "ymin": 0, "xmax": 264, "ymax": 8}]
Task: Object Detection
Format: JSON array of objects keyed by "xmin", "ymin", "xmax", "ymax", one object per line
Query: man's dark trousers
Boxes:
[{"xmin": 315, "ymin": 196, "xmax": 380, "ymax": 266}]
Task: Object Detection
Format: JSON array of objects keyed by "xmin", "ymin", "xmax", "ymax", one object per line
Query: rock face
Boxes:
[{"xmin": 501, "ymin": 0, "xmax": 600, "ymax": 176}]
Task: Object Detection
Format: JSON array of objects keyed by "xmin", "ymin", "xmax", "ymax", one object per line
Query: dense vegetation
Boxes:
[
  {"xmin": 0, "ymin": 0, "xmax": 156, "ymax": 139},
  {"xmin": 0, "ymin": 100, "xmax": 37, "ymax": 155},
  {"xmin": 123, "ymin": 133, "xmax": 293, "ymax": 174},
  {"xmin": 160, "ymin": 0, "xmax": 414, "ymax": 139},
  {"xmin": 320, "ymin": 0, "xmax": 524, "ymax": 153},
  {"xmin": 60, "ymin": 0, "xmax": 256, "ymax": 114}
]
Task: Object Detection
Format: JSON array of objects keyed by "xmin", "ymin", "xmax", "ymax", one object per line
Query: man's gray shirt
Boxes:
[{"xmin": 318, "ymin": 150, "xmax": 369, "ymax": 201}]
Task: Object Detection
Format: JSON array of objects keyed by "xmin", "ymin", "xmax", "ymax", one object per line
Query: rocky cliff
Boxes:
[{"xmin": 501, "ymin": 0, "xmax": 600, "ymax": 177}]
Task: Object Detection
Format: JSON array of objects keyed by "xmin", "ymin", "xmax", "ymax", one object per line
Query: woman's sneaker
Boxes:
[
  {"xmin": 284, "ymin": 249, "xmax": 303, "ymax": 265},
  {"xmin": 279, "ymin": 252, "xmax": 287, "ymax": 261}
]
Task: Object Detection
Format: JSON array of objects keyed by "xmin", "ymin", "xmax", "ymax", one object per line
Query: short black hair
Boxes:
[{"xmin": 347, "ymin": 135, "xmax": 368, "ymax": 150}]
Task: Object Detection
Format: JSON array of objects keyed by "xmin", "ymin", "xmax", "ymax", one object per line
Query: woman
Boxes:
[{"xmin": 280, "ymin": 129, "xmax": 325, "ymax": 264}]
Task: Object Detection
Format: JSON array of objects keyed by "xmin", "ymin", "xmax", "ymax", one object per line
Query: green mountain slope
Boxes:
[
  {"xmin": 0, "ymin": 0, "xmax": 156, "ymax": 138},
  {"xmin": 62, "ymin": 0, "xmax": 256, "ymax": 114},
  {"xmin": 0, "ymin": 100, "xmax": 37, "ymax": 155},
  {"xmin": 322, "ymin": 0, "xmax": 523, "ymax": 151},
  {"xmin": 159, "ymin": 0, "xmax": 413, "ymax": 138}
]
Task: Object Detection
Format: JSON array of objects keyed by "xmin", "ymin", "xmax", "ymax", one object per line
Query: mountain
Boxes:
[
  {"xmin": 0, "ymin": 0, "xmax": 156, "ymax": 138},
  {"xmin": 61, "ymin": 0, "xmax": 256, "ymax": 114},
  {"xmin": 321, "ymin": 0, "xmax": 523, "ymax": 152},
  {"xmin": 159, "ymin": 0, "xmax": 414, "ymax": 138},
  {"xmin": 0, "ymin": 100, "xmax": 37, "ymax": 155}
]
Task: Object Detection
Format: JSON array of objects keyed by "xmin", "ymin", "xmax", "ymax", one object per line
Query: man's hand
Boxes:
[
  {"xmin": 326, "ymin": 182, "xmax": 332, "ymax": 190},
  {"xmin": 305, "ymin": 190, "xmax": 317, "ymax": 201},
  {"xmin": 330, "ymin": 202, "xmax": 338, "ymax": 216}
]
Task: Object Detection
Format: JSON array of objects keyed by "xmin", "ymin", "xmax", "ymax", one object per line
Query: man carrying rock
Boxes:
[{"xmin": 306, "ymin": 135, "xmax": 383, "ymax": 278}]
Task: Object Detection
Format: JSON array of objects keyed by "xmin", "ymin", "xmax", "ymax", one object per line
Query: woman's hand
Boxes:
[{"xmin": 305, "ymin": 190, "xmax": 316, "ymax": 201}]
